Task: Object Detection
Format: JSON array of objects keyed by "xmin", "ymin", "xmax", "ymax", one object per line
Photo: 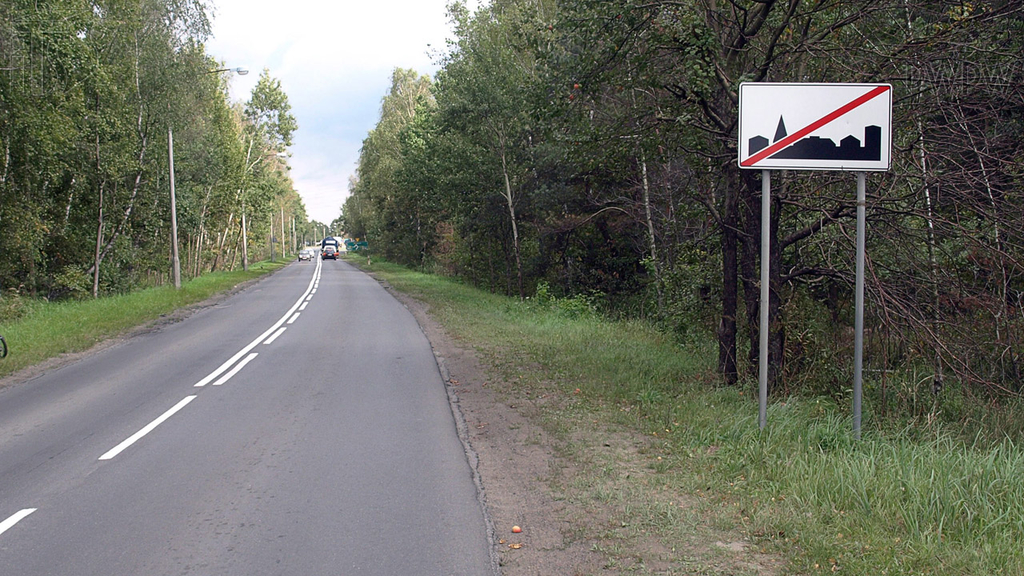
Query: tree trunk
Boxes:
[
  {"xmin": 92, "ymin": 132, "xmax": 104, "ymax": 299},
  {"xmin": 500, "ymin": 146, "xmax": 524, "ymax": 300},
  {"xmin": 84, "ymin": 132, "xmax": 148, "ymax": 278},
  {"xmin": 241, "ymin": 199, "xmax": 249, "ymax": 271},
  {"xmin": 639, "ymin": 151, "xmax": 664, "ymax": 315},
  {"xmin": 740, "ymin": 176, "xmax": 761, "ymax": 377},
  {"xmin": 93, "ymin": 180, "xmax": 104, "ymax": 298},
  {"xmin": 211, "ymin": 210, "xmax": 234, "ymax": 272},
  {"xmin": 904, "ymin": 0, "xmax": 942, "ymax": 395},
  {"xmin": 739, "ymin": 171, "xmax": 784, "ymax": 391},
  {"xmin": 718, "ymin": 170, "xmax": 740, "ymax": 385},
  {"xmin": 768, "ymin": 193, "xmax": 784, "ymax": 393}
]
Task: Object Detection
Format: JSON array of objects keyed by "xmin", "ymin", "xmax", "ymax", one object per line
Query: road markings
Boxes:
[
  {"xmin": 287, "ymin": 313, "xmax": 300, "ymax": 324},
  {"xmin": 212, "ymin": 353, "xmax": 258, "ymax": 385},
  {"xmin": 263, "ymin": 328, "xmax": 286, "ymax": 345},
  {"xmin": 194, "ymin": 257, "xmax": 322, "ymax": 387},
  {"xmin": 99, "ymin": 396, "xmax": 197, "ymax": 460},
  {"xmin": 96, "ymin": 258, "xmax": 325, "ymax": 462},
  {"xmin": 299, "ymin": 302, "xmax": 309, "ymax": 311},
  {"xmin": 0, "ymin": 508, "xmax": 36, "ymax": 537}
]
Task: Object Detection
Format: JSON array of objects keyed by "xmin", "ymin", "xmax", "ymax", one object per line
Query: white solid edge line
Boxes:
[
  {"xmin": 195, "ymin": 258, "xmax": 322, "ymax": 387},
  {"xmin": 0, "ymin": 508, "xmax": 37, "ymax": 537},
  {"xmin": 99, "ymin": 396, "xmax": 197, "ymax": 460},
  {"xmin": 263, "ymin": 327, "xmax": 286, "ymax": 345},
  {"xmin": 287, "ymin": 313, "xmax": 300, "ymax": 324},
  {"xmin": 212, "ymin": 352, "xmax": 258, "ymax": 386}
]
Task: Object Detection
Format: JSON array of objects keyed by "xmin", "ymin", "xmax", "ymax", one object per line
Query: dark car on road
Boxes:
[{"xmin": 321, "ymin": 238, "xmax": 340, "ymax": 260}]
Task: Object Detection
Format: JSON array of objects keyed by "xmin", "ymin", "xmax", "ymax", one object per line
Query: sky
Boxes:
[{"xmin": 205, "ymin": 0, "xmax": 479, "ymax": 224}]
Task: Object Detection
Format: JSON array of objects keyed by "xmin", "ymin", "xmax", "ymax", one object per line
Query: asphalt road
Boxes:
[{"xmin": 0, "ymin": 257, "xmax": 495, "ymax": 575}]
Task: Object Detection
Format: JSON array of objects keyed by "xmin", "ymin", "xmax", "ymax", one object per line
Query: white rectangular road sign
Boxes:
[{"xmin": 738, "ymin": 83, "xmax": 892, "ymax": 171}]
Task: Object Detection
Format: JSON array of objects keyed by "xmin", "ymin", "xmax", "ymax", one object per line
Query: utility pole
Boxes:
[
  {"xmin": 241, "ymin": 198, "xmax": 248, "ymax": 272},
  {"xmin": 168, "ymin": 127, "xmax": 181, "ymax": 289}
]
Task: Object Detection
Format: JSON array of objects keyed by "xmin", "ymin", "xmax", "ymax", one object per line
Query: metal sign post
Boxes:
[
  {"xmin": 739, "ymin": 83, "xmax": 891, "ymax": 436},
  {"xmin": 759, "ymin": 170, "xmax": 770, "ymax": 430},
  {"xmin": 853, "ymin": 172, "xmax": 866, "ymax": 439}
]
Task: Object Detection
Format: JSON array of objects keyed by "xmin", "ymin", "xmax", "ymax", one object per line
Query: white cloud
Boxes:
[{"xmin": 205, "ymin": 0, "xmax": 474, "ymax": 223}]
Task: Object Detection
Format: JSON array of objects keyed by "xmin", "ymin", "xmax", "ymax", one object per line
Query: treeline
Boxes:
[
  {"xmin": 345, "ymin": 0, "xmax": 1024, "ymax": 404},
  {"xmin": 0, "ymin": 0, "xmax": 313, "ymax": 301}
]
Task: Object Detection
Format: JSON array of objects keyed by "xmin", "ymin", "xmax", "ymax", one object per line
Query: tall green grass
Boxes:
[
  {"xmin": 0, "ymin": 260, "xmax": 284, "ymax": 379},
  {"xmin": 361, "ymin": 257, "xmax": 1024, "ymax": 575}
]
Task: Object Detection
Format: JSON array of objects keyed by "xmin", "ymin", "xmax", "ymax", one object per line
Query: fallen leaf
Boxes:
[{"xmin": 508, "ymin": 543, "xmax": 523, "ymax": 549}]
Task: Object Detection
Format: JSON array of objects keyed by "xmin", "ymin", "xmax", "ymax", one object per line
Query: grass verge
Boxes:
[
  {"xmin": 354, "ymin": 256, "xmax": 1024, "ymax": 576},
  {"xmin": 0, "ymin": 260, "xmax": 285, "ymax": 380}
]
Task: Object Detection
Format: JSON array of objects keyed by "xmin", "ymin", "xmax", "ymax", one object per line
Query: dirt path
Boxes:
[{"xmin": 394, "ymin": 288, "xmax": 605, "ymax": 574}]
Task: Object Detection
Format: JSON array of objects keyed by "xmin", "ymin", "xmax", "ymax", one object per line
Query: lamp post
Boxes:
[
  {"xmin": 168, "ymin": 65, "xmax": 248, "ymax": 288},
  {"xmin": 209, "ymin": 66, "xmax": 249, "ymax": 75}
]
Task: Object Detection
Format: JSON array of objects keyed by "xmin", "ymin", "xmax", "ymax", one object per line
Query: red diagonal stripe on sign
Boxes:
[{"xmin": 741, "ymin": 85, "xmax": 891, "ymax": 167}]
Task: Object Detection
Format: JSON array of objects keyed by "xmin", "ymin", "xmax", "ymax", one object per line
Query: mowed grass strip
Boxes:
[
  {"xmin": 0, "ymin": 260, "xmax": 285, "ymax": 380},
  {"xmin": 359, "ymin": 257, "xmax": 1024, "ymax": 576}
]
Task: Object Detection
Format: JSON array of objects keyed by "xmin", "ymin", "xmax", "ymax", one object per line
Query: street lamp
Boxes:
[
  {"xmin": 168, "ymin": 65, "xmax": 248, "ymax": 288},
  {"xmin": 208, "ymin": 66, "xmax": 249, "ymax": 75}
]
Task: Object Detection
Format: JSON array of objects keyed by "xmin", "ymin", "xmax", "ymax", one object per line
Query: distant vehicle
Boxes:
[
  {"xmin": 321, "ymin": 238, "xmax": 340, "ymax": 260},
  {"xmin": 298, "ymin": 249, "xmax": 314, "ymax": 261}
]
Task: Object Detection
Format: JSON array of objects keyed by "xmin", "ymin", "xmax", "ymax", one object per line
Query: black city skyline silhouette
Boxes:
[{"xmin": 749, "ymin": 117, "xmax": 882, "ymax": 162}]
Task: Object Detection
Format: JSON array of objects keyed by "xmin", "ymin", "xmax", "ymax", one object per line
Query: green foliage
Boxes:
[
  {"xmin": 0, "ymin": 0, "xmax": 305, "ymax": 299},
  {"xmin": 347, "ymin": 69, "xmax": 435, "ymax": 267},
  {"xmin": 531, "ymin": 280, "xmax": 599, "ymax": 318},
  {"xmin": 341, "ymin": 0, "xmax": 1024, "ymax": 405},
  {"xmin": 245, "ymin": 69, "xmax": 297, "ymax": 150},
  {"xmin": 660, "ymin": 244, "xmax": 721, "ymax": 340},
  {"xmin": 50, "ymin": 265, "xmax": 91, "ymax": 300}
]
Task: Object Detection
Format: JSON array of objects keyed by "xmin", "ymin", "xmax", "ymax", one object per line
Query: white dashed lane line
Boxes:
[
  {"xmin": 263, "ymin": 328, "xmax": 286, "ymax": 345},
  {"xmin": 100, "ymin": 258, "xmax": 323, "ymax": 461},
  {"xmin": 211, "ymin": 353, "xmax": 258, "ymax": 386},
  {"xmin": 195, "ymin": 257, "xmax": 321, "ymax": 388},
  {"xmin": 0, "ymin": 509, "xmax": 36, "ymax": 537},
  {"xmin": 0, "ymin": 260, "xmax": 328, "ymax": 545},
  {"xmin": 3, "ymin": 258, "xmax": 328, "ymax": 542},
  {"xmin": 98, "ymin": 396, "xmax": 197, "ymax": 461}
]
